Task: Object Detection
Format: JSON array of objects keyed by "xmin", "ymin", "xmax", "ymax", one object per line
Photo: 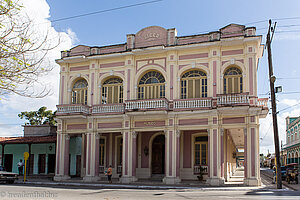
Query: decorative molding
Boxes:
[
  {"xmin": 176, "ymin": 130, "xmax": 181, "ymax": 138},
  {"xmin": 220, "ymin": 128, "xmax": 224, "ymax": 136},
  {"xmin": 132, "ymin": 131, "xmax": 138, "ymax": 138},
  {"xmin": 244, "ymin": 128, "xmax": 247, "ymax": 135},
  {"xmin": 95, "ymin": 133, "xmax": 101, "ymax": 139},
  {"xmin": 65, "ymin": 134, "xmax": 70, "ymax": 140}
]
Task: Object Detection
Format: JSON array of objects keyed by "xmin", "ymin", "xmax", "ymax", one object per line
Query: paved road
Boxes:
[{"xmin": 0, "ymin": 183, "xmax": 300, "ymax": 200}]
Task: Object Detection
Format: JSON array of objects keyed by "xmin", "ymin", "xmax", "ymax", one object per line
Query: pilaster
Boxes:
[
  {"xmin": 120, "ymin": 130, "xmax": 137, "ymax": 183},
  {"xmin": 244, "ymin": 126, "xmax": 261, "ymax": 186},
  {"xmin": 83, "ymin": 132, "xmax": 100, "ymax": 182},
  {"xmin": 54, "ymin": 133, "xmax": 70, "ymax": 181}
]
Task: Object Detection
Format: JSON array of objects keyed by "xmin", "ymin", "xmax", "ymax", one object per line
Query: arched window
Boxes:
[
  {"xmin": 72, "ymin": 79, "xmax": 88, "ymax": 104},
  {"xmin": 223, "ymin": 67, "xmax": 243, "ymax": 94},
  {"xmin": 101, "ymin": 77, "xmax": 123, "ymax": 104},
  {"xmin": 138, "ymin": 71, "xmax": 165, "ymax": 99},
  {"xmin": 181, "ymin": 70, "xmax": 207, "ymax": 99}
]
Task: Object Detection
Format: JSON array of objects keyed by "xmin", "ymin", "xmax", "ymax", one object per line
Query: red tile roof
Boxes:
[{"xmin": 0, "ymin": 136, "xmax": 56, "ymax": 144}]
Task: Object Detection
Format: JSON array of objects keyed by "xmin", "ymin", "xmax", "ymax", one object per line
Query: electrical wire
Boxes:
[{"xmin": 49, "ymin": 0, "xmax": 163, "ymax": 23}]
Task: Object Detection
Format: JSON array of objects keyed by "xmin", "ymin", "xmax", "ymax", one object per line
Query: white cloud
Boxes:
[
  {"xmin": 0, "ymin": 0, "xmax": 76, "ymax": 137},
  {"xmin": 67, "ymin": 28, "xmax": 80, "ymax": 45}
]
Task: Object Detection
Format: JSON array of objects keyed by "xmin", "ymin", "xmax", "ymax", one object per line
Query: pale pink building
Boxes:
[{"xmin": 54, "ymin": 24, "xmax": 268, "ymax": 186}]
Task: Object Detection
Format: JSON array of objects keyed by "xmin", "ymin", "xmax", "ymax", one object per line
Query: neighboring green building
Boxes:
[
  {"xmin": 283, "ymin": 116, "xmax": 300, "ymax": 164},
  {"xmin": 0, "ymin": 125, "xmax": 56, "ymax": 175}
]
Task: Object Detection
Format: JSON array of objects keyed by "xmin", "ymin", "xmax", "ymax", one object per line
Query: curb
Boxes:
[{"xmin": 15, "ymin": 181, "xmax": 291, "ymax": 192}]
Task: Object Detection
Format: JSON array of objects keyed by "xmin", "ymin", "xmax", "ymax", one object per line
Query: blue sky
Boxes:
[{"xmin": 1, "ymin": 0, "xmax": 300, "ymax": 155}]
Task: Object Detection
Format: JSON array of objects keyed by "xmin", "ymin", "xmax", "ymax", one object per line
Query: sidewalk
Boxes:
[{"xmin": 14, "ymin": 175, "xmax": 292, "ymax": 191}]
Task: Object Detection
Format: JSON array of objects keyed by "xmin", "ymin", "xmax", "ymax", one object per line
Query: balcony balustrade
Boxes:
[
  {"xmin": 174, "ymin": 98, "xmax": 211, "ymax": 110},
  {"xmin": 125, "ymin": 98, "xmax": 169, "ymax": 111},
  {"xmin": 56, "ymin": 93, "xmax": 268, "ymax": 116},
  {"xmin": 217, "ymin": 93, "xmax": 249, "ymax": 105},
  {"xmin": 117, "ymin": 165, "xmax": 122, "ymax": 174},
  {"xmin": 99, "ymin": 166, "xmax": 105, "ymax": 174},
  {"xmin": 56, "ymin": 104, "xmax": 89, "ymax": 115},
  {"xmin": 194, "ymin": 165, "xmax": 208, "ymax": 174},
  {"xmin": 257, "ymin": 98, "xmax": 268, "ymax": 107},
  {"xmin": 92, "ymin": 104, "xmax": 125, "ymax": 114},
  {"xmin": 283, "ymin": 138, "xmax": 300, "ymax": 149}
]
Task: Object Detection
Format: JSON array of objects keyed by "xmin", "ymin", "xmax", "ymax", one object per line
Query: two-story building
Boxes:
[
  {"xmin": 54, "ymin": 24, "xmax": 268, "ymax": 186},
  {"xmin": 283, "ymin": 116, "xmax": 300, "ymax": 165}
]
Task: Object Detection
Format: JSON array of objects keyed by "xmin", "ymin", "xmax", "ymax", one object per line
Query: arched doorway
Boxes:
[{"xmin": 151, "ymin": 134, "xmax": 165, "ymax": 174}]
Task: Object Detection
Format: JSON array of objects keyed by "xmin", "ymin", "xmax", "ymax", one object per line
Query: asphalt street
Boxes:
[{"xmin": 0, "ymin": 183, "xmax": 299, "ymax": 200}]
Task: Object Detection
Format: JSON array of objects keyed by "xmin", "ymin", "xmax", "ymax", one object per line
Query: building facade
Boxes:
[
  {"xmin": 0, "ymin": 125, "xmax": 56, "ymax": 175},
  {"xmin": 54, "ymin": 24, "xmax": 268, "ymax": 186},
  {"xmin": 283, "ymin": 116, "xmax": 300, "ymax": 164}
]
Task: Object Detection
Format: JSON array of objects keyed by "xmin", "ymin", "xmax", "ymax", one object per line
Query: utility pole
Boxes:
[{"xmin": 266, "ymin": 19, "xmax": 282, "ymax": 189}]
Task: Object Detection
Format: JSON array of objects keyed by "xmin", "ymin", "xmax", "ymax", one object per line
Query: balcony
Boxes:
[
  {"xmin": 125, "ymin": 98, "xmax": 169, "ymax": 111},
  {"xmin": 194, "ymin": 165, "xmax": 208, "ymax": 174},
  {"xmin": 283, "ymin": 138, "xmax": 300, "ymax": 149},
  {"xmin": 56, "ymin": 94, "xmax": 267, "ymax": 116},
  {"xmin": 92, "ymin": 103, "xmax": 125, "ymax": 114},
  {"xmin": 257, "ymin": 98, "xmax": 268, "ymax": 108},
  {"xmin": 56, "ymin": 104, "xmax": 89, "ymax": 115},
  {"xmin": 217, "ymin": 93, "xmax": 249, "ymax": 105},
  {"xmin": 117, "ymin": 165, "xmax": 122, "ymax": 174},
  {"xmin": 174, "ymin": 98, "xmax": 212, "ymax": 110}
]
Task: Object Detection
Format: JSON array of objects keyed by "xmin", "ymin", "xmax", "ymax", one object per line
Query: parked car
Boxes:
[
  {"xmin": 0, "ymin": 166, "xmax": 18, "ymax": 184},
  {"xmin": 272, "ymin": 166, "xmax": 287, "ymax": 184}
]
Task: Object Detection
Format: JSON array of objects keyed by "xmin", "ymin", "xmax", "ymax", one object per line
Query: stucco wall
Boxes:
[{"xmin": 69, "ymin": 136, "xmax": 82, "ymax": 176}]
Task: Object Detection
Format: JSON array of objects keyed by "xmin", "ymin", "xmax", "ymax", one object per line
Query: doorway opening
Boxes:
[{"xmin": 151, "ymin": 134, "xmax": 165, "ymax": 175}]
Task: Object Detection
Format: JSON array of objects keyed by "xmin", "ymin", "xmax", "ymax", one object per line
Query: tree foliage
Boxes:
[
  {"xmin": 18, "ymin": 106, "xmax": 56, "ymax": 126},
  {"xmin": 0, "ymin": 0, "xmax": 59, "ymax": 97}
]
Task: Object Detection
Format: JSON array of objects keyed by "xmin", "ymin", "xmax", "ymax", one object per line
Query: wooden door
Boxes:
[
  {"xmin": 47, "ymin": 154, "xmax": 55, "ymax": 174},
  {"xmin": 4, "ymin": 154, "xmax": 13, "ymax": 172},
  {"xmin": 38, "ymin": 154, "xmax": 46, "ymax": 174},
  {"xmin": 28, "ymin": 154, "xmax": 34, "ymax": 175},
  {"xmin": 151, "ymin": 135, "xmax": 165, "ymax": 174},
  {"xmin": 76, "ymin": 155, "xmax": 81, "ymax": 177}
]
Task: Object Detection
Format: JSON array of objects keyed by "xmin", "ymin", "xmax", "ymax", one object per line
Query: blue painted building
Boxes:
[{"xmin": 283, "ymin": 116, "xmax": 300, "ymax": 164}]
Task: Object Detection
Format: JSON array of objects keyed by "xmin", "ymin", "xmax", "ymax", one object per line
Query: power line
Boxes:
[{"xmin": 50, "ymin": 0, "xmax": 163, "ymax": 23}]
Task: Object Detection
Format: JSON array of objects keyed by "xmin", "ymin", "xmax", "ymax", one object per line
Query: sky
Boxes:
[{"xmin": 1, "ymin": 0, "xmax": 300, "ymax": 155}]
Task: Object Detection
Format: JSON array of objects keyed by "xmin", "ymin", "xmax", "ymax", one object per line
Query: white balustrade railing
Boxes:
[
  {"xmin": 174, "ymin": 99, "xmax": 211, "ymax": 109},
  {"xmin": 283, "ymin": 138, "xmax": 300, "ymax": 149},
  {"xmin": 99, "ymin": 166, "xmax": 105, "ymax": 173},
  {"xmin": 57, "ymin": 105, "xmax": 89, "ymax": 114},
  {"xmin": 125, "ymin": 99, "xmax": 168, "ymax": 110},
  {"xmin": 117, "ymin": 165, "xmax": 122, "ymax": 174},
  {"xmin": 92, "ymin": 104, "xmax": 124, "ymax": 114},
  {"xmin": 194, "ymin": 165, "xmax": 208, "ymax": 174},
  {"xmin": 257, "ymin": 98, "xmax": 268, "ymax": 107},
  {"xmin": 217, "ymin": 94, "xmax": 249, "ymax": 105}
]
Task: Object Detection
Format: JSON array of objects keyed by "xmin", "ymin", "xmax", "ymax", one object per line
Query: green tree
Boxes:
[
  {"xmin": 0, "ymin": 0, "xmax": 60, "ymax": 97},
  {"xmin": 18, "ymin": 106, "xmax": 56, "ymax": 125}
]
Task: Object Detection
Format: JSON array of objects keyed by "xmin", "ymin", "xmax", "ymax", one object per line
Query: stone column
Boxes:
[
  {"xmin": 132, "ymin": 132, "xmax": 138, "ymax": 177},
  {"xmin": 163, "ymin": 130, "xmax": 180, "ymax": 184},
  {"xmin": 207, "ymin": 128, "xmax": 224, "ymax": 186},
  {"xmin": 54, "ymin": 133, "xmax": 70, "ymax": 181},
  {"xmin": 120, "ymin": 131, "xmax": 137, "ymax": 183},
  {"xmin": 244, "ymin": 126, "xmax": 261, "ymax": 186},
  {"xmin": 94, "ymin": 133, "xmax": 100, "ymax": 177},
  {"xmin": 220, "ymin": 128, "xmax": 225, "ymax": 180},
  {"xmin": 83, "ymin": 132, "xmax": 100, "ymax": 182}
]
